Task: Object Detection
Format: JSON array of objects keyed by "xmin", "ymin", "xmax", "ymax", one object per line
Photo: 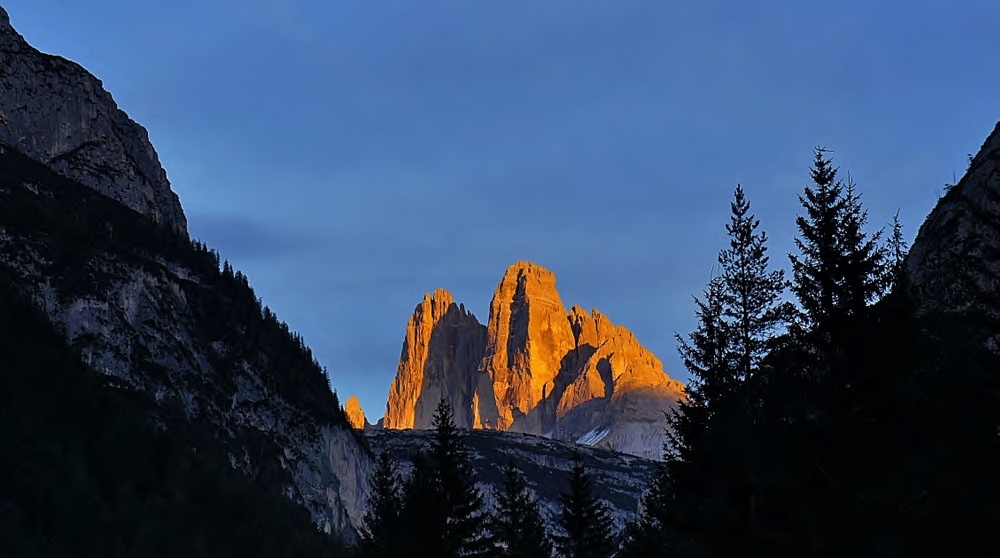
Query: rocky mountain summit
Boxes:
[
  {"xmin": 384, "ymin": 288, "xmax": 488, "ymax": 429},
  {"xmin": 0, "ymin": 6, "xmax": 186, "ymax": 232},
  {"xmin": 378, "ymin": 262, "xmax": 685, "ymax": 459}
]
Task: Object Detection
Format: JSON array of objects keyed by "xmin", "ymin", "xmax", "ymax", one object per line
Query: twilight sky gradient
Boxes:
[{"xmin": 5, "ymin": 1, "xmax": 998, "ymax": 419}]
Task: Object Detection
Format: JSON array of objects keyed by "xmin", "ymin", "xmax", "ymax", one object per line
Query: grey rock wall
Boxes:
[
  {"xmin": 366, "ymin": 428, "xmax": 659, "ymax": 536},
  {"xmin": 0, "ymin": 7, "xmax": 187, "ymax": 232},
  {"xmin": 0, "ymin": 155, "xmax": 371, "ymax": 539},
  {"xmin": 907, "ymin": 121, "xmax": 1000, "ymax": 317}
]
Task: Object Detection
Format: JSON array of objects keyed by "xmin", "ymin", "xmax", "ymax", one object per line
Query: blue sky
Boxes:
[{"xmin": 5, "ymin": 1, "xmax": 998, "ymax": 420}]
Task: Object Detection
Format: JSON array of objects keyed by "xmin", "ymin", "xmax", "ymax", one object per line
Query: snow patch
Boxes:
[{"xmin": 575, "ymin": 427, "xmax": 610, "ymax": 446}]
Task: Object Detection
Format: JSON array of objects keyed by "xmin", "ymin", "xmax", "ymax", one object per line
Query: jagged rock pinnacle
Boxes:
[
  {"xmin": 344, "ymin": 396, "xmax": 368, "ymax": 430},
  {"xmin": 382, "ymin": 288, "xmax": 487, "ymax": 429},
  {"xmin": 476, "ymin": 261, "xmax": 577, "ymax": 432},
  {"xmin": 383, "ymin": 262, "xmax": 684, "ymax": 459}
]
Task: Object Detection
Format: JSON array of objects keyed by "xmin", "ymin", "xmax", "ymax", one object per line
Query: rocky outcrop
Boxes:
[
  {"xmin": 366, "ymin": 427, "xmax": 660, "ymax": 535},
  {"xmin": 476, "ymin": 262, "xmax": 577, "ymax": 432},
  {"xmin": 0, "ymin": 148, "xmax": 371, "ymax": 537},
  {"xmin": 0, "ymin": 13, "xmax": 370, "ymax": 533},
  {"xmin": 383, "ymin": 289, "xmax": 488, "ymax": 430},
  {"xmin": 0, "ymin": 87, "xmax": 368, "ymax": 541},
  {"xmin": 907, "ymin": 121, "xmax": 1000, "ymax": 322},
  {"xmin": 344, "ymin": 395, "xmax": 368, "ymax": 429},
  {"xmin": 383, "ymin": 262, "xmax": 684, "ymax": 459},
  {"xmin": 0, "ymin": 7, "xmax": 186, "ymax": 232},
  {"xmin": 555, "ymin": 306, "xmax": 686, "ymax": 459}
]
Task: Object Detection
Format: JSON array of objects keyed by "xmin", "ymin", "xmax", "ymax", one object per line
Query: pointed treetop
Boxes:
[{"xmin": 810, "ymin": 146, "xmax": 838, "ymax": 186}]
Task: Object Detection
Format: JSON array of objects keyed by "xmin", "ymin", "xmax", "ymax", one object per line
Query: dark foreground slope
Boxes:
[
  {"xmin": 0, "ymin": 140, "xmax": 370, "ymax": 539},
  {"xmin": 0, "ymin": 280, "xmax": 350, "ymax": 556}
]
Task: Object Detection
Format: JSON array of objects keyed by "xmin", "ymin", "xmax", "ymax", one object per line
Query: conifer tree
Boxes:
[
  {"xmin": 669, "ymin": 274, "xmax": 734, "ymax": 528},
  {"xmin": 617, "ymin": 277, "xmax": 733, "ymax": 557},
  {"xmin": 399, "ymin": 452, "xmax": 448, "ymax": 557},
  {"xmin": 715, "ymin": 184, "xmax": 790, "ymax": 551},
  {"xmin": 358, "ymin": 452, "xmax": 403, "ymax": 558},
  {"xmin": 618, "ymin": 457, "xmax": 690, "ymax": 557},
  {"xmin": 487, "ymin": 460, "xmax": 552, "ymax": 558},
  {"xmin": 839, "ymin": 176, "xmax": 887, "ymax": 314},
  {"xmin": 398, "ymin": 399, "xmax": 488, "ymax": 557},
  {"xmin": 786, "ymin": 150, "xmax": 891, "ymax": 430},
  {"xmin": 625, "ymin": 274, "xmax": 739, "ymax": 558},
  {"xmin": 758, "ymin": 148, "xmax": 894, "ymax": 554},
  {"xmin": 627, "ymin": 186, "xmax": 790, "ymax": 556},
  {"xmin": 555, "ymin": 453, "xmax": 616, "ymax": 558},
  {"xmin": 789, "ymin": 147, "xmax": 847, "ymax": 337},
  {"xmin": 886, "ymin": 210, "xmax": 908, "ymax": 292},
  {"xmin": 430, "ymin": 399, "xmax": 489, "ymax": 557},
  {"xmin": 675, "ymin": 275, "xmax": 734, "ymax": 409},
  {"xmin": 789, "ymin": 148, "xmax": 886, "ymax": 353},
  {"xmin": 718, "ymin": 184, "xmax": 791, "ymax": 381},
  {"xmin": 660, "ymin": 186, "xmax": 789, "ymax": 555}
]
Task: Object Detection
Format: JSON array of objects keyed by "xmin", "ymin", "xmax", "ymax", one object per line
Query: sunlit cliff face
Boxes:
[
  {"xmin": 383, "ymin": 288, "xmax": 487, "ymax": 430},
  {"xmin": 377, "ymin": 261, "xmax": 684, "ymax": 459},
  {"xmin": 345, "ymin": 395, "xmax": 368, "ymax": 429}
]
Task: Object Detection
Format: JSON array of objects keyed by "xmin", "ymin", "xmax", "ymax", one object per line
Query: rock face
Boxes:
[
  {"xmin": 555, "ymin": 306, "xmax": 686, "ymax": 458},
  {"xmin": 0, "ymin": 7, "xmax": 186, "ymax": 232},
  {"xmin": 0, "ymin": 11, "xmax": 369, "ymax": 539},
  {"xmin": 475, "ymin": 263, "xmax": 577, "ymax": 433},
  {"xmin": 383, "ymin": 289, "xmax": 488, "ymax": 430},
  {"xmin": 367, "ymin": 428, "xmax": 659, "ymax": 535},
  {"xmin": 0, "ymin": 144, "xmax": 370, "ymax": 541},
  {"xmin": 384, "ymin": 262, "xmax": 684, "ymax": 459},
  {"xmin": 907, "ymin": 121, "xmax": 1000, "ymax": 322},
  {"xmin": 344, "ymin": 395, "xmax": 368, "ymax": 429}
]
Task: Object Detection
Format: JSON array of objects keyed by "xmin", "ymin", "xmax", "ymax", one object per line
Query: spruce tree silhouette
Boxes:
[
  {"xmin": 628, "ymin": 185, "xmax": 788, "ymax": 557},
  {"xmin": 555, "ymin": 452, "xmax": 615, "ymax": 558},
  {"xmin": 398, "ymin": 399, "xmax": 488, "ymax": 557},
  {"xmin": 486, "ymin": 460, "xmax": 552, "ymax": 558},
  {"xmin": 358, "ymin": 452, "xmax": 403, "ymax": 558}
]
